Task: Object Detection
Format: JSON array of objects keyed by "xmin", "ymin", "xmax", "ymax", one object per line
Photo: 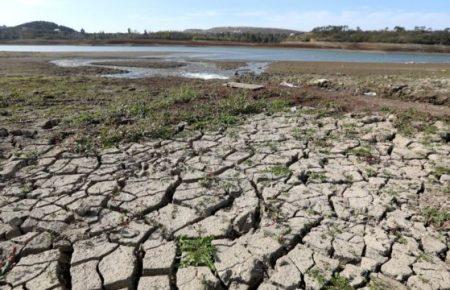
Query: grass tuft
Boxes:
[
  {"xmin": 265, "ymin": 165, "xmax": 292, "ymax": 177},
  {"xmin": 326, "ymin": 274, "xmax": 354, "ymax": 290},
  {"xmin": 178, "ymin": 236, "xmax": 216, "ymax": 271},
  {"xmin": 422, "ymin": 207, "xmax": 450, "ymax": 228}
]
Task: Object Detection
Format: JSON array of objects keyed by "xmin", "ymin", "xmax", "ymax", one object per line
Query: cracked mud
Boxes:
[{"xmin": 0, "ymin": 108, "xmax": 449, "ymax": 290}]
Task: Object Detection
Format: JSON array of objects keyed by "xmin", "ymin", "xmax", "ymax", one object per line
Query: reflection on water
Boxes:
[{"xmin": 51, "ymin": 58, "xmax": 269, "ymax": 80}]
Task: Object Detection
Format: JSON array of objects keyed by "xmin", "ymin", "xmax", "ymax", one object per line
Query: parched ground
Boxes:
[{"xmin": 0, "ymin": 108, "xmax": 449, "ymax": 290}]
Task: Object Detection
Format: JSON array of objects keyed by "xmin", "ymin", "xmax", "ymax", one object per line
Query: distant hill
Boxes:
[
  {"xmin": 15, "ymin": 21, "xmax": 76, "ymax": 33},
  {"xmin": 184, "ymin": 26, "xmax": 301, "ymax": 34},
  {"xmin": 0, "ymin": 21, "xmax": 79, "ymax": 39}
]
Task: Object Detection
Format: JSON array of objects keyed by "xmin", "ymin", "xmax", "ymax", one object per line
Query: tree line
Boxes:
[
  {"xmin": 1, "ymin": 22, "xmax": 449, "ymax": 45},
  {"xmin": 295, "ymin": 25, "xmax": 450, "ymax": 45}
]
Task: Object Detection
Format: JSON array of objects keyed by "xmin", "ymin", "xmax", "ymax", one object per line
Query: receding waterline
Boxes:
[{"xmin": 1, "ymin": 44, "xmax": 450, "ymax": 63}]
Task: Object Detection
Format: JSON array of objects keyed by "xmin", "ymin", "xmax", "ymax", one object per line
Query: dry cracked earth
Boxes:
[{"xmin": 0, "ymin": 108, "xmax": 449, "ymax": 290}]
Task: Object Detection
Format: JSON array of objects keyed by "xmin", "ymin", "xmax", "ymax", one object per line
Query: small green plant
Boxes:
[
  {"xmin": 417, "ymin": 252, "xmax": 433, "ymax": 263},
  {"xmin": 394, "ymin": 108, "xmax": 432, "ymax": 137},
  {"xmin": 267, "ymin": 142, "xmax": 278, "ymax": 151},
  {"xmin": 380, "ymin": 106, "xmax": 393, "ymax": 113},
  {"xmin": 178, "ymin": 236, "xmax": 216, "ymax": 271},
  {"xmin": 69, "ymin": 111, "xmax": 102, "ymax": 126},
  {"xmin": 292, "ymin": 128, "xmax": 302, "ymax": 140},
  {"xmin": 218, "ymin": 113, "xmax": 239, "ymax": 126},
  {"xmin": 126, "ymin": 102, "xmax": 152, "ymax": 118},
  {"xmin": 199, "ymin": 176, "xmax": 218, "ymax": 189},
  {"xmin": 365, "ymin": 167, "xmax": 377, "ymax": 177},
  {"xmin": 20, "ymin": 184, "xmax": 33, "ymax": 194},
  {"xmin": 170, "ymin": 86, "xmax": 199, "ymax": 104},
  {"xmin": 147, "ymin": 125, "xmax": 173, "ymax": 139},
  {"xmin": 20, "ymin": 150, "xmax": 40, "ymax": 166},
  {"xmin": 309, "ymin": 171, "xmax": 327, "ymax": 182},
  {"xmin": 307, "ymin": 268, "xmax": 326, "ymax": 287},
  {"xmin": 349, "ymin": 146, "xmax": 373, "ymax": 158},
  {"xmin": 99, "ymin": 128, "xmax": 125, "ymax": 148},
  {"xmin": 326, "ymin": 273, "xmax": 354, "ymax": 290},
  {"xmin": 423, "ymin": 124, "xmax": 438, "ymax": 135},
  {"xmin": 267, "ymin": 99, "xmax": 290, "ymax": 114},
  {"xmin": 368, "ymin": 280, "xmax": 384, "ymax": 290},
  {"xmin": 73, "ymin": 136, "xmax": 96, "ymax": 154},
  {"xmin": 219, "ymin": 94, "xmax": 263, "ymax": 116},
  {"xmin": 265, "ymin": 165, "xmax": 292, "ymax": 177},
  {"xmin": 422, "ymin": 207, "xmax": 450, "ymax": 228},
  {"xmin": 431, "ymin": 167, "xmax": 450, "ymax": 178}
]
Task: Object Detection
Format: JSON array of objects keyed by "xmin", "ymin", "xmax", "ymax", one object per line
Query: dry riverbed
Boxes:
[{"xmin": 0, "ymin": 52, "xmax": 449, "ymax": 290}]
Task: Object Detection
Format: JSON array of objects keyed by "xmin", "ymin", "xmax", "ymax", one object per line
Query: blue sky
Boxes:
[{"xmin": 1, "ymin": 0, "xmax": 449, "ymax": 32}]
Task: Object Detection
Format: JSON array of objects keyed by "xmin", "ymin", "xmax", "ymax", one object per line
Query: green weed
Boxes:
[
  {"xmin": 265, "ymin": 165, "xmax": 292, "ymax": 177},
  {"xmin": 422, "ymin": 207, "xmax": 450, "ymax": 228},
  {"xmin": 178, "ymin": 236, "xmax": 216, "ymax": 271},
  {"xmin": 326, "ymin": 274, "xmax": 354, "ymax": 290}
]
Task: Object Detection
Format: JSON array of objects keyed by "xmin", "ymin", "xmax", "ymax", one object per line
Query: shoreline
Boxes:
[{"xmin": 0, "ymin": 38, "xmax": 450, "ymax": 54}]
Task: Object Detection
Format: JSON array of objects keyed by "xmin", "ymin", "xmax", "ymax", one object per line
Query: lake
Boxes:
[{"xmin": 1, "ymin": 44, "xmax": 450, "ymax": 63}]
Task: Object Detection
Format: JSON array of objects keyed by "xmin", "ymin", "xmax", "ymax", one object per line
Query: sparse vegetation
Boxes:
[
  {"xmin": 199, "ymin": 176, "xmax": 219, "ymax": 189},
  {"xmin": 265, "ymin": 165, "xmax": 292, "ymax": 177},
  {"xmin": 393, "ymin": 108, "xmax": 436, "ymax": 137},
  {"xmin": 431, "ymin": 166, "xmax": 450, "ymax": 178},
  {"xmin": 0, "ymin": 76, "xmax": 293, "ymax": 148},
  {"xmin": 422, "ymin": 207, "xmax": 450, "ymax": 228},
  {"xmin": 307, "ymin": 268, "xmax": 326, "ymax": 287},
  {"xmin": 349, "ymin": 146, "xmax": 373, "ymax": 158},
  {"xmin": 178, "ymin": 236, "xmax": 216, "ymax": 271},
  {"xmin": 326, "ymin": 273, "xmax": 354, "ymax": 290},
  {"xmin": 309, "ymin": 171, "xmax": 327, "ymax": 182}
]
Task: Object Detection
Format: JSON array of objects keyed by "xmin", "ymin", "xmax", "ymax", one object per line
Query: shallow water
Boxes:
[
  {"xmin": 51, "ymin": 58, "xmax": 269, "ymax": 80},
  {"xmin": 2, "ymin": 44, "xmax": 450, "ymax": 63},
  {"xmin": 3, "ymin": 44, "xmax": 450, "ymax": 79}
]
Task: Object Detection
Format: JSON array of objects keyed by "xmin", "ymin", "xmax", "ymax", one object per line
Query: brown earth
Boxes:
[{"xmin": 0, "ymin": 53, "xmax": 449, "ymax": 117}]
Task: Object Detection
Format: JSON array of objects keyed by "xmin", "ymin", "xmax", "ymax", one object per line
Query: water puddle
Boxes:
[{"xmin": 51, "ymin": 57, "xmax": 269, "ymax": 80}]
